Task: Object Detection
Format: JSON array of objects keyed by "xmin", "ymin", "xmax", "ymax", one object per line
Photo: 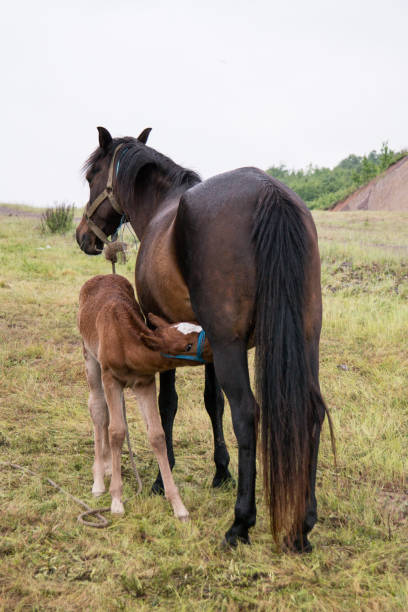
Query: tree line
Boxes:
[{"xmin": 267, "ymin": 142, "xmax": 406, "ymax": 210}]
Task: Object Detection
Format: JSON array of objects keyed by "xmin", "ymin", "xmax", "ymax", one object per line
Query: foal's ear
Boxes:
[
  {"xmin": 147, "ymin": 313, "xmax": 169, "ymax": 329},
  {"xmin": 97, "ymin": 126, "xmax": 113, "ymax": 150},
  {"xmin": 137, "ymin": 127, "xmax": 152, "ymax": 144},
  {"xmin": 140, "ymin": 331, "xmax": 162, "ymax": 351}
]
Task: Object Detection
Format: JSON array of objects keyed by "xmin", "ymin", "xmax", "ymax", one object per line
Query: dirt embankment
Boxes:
[{"xmin": 333, "ymin": 156, "xmax": 408, "ymax": 211}]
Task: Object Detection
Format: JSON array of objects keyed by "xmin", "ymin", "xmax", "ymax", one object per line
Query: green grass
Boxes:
[{"xmin": 0, "ymin": 210, "xmax": 407, "ymax": 610}]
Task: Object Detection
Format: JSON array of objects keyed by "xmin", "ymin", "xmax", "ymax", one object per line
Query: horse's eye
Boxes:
[{"xmin": 185, "ymin": 343, "xmax": 192, "ymax": 352}]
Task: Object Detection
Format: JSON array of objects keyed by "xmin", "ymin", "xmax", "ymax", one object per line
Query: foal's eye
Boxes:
[{"xmin": 185, "ymin": 344, "xmax": 192, "ymax": 352}]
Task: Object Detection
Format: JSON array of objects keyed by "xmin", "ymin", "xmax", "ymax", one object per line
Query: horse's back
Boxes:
[{"xmin": 174, "ymin": 167, "xmax": 319, "ymax": 342}]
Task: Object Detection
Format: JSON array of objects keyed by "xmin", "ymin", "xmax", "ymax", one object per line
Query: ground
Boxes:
[{"xmin": 0, "ymin": 207, "xmax": 407, "ymax": 610}]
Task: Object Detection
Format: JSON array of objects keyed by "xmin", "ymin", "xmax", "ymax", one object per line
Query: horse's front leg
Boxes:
[
  {"xmin": 204, "ymin": 363, "xmax": 234, "ymax": 487},
  {"xmin": 151, "ymin": 369, "xmax": 178, "ymax": 495}
]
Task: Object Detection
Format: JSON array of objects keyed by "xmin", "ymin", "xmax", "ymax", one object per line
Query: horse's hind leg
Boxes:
[
  {"xmin": 285, "ymin": 340, "xmax": 326, "ymax": 553},
  {"xmin": 212, "ymin": 342, "xmax": 257, "ymax": 545},
  {"xmin": 151, "ymin": 369, "xmax": 178, "ymax": 495},
  {"xmin": 83, "ymin": 346, "xmax": 109, "ymax": 497},
  {"xmin": 204, "ymin": 363, "xmax": 233, "ymax": 487},
  {"xmin": 134, "ymin": 379, "xmax": 189, "ymax": 521}
]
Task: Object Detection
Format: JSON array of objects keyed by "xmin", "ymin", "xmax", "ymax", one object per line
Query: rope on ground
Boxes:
[
  {"xmin": 122, "ymin": 396, "xmax": 143, "ymax": 495},
  {"xmin": 0, "ymin": 460, "xmax": 110, "ymax": 528},
  {"xmin": 0, "ymin": 399, "xmax": 143, "ymax": 529}
]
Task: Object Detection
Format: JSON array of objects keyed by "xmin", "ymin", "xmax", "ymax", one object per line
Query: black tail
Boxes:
[{"xmin": 252, "ymin": 181, "xmax": 321, "ymax": 547}]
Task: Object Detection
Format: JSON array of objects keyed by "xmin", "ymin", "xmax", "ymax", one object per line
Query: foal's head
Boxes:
[
  {"xmin": 140, "ymin": 314, "xmax": 211, "ymax": 362},
  {"xmin": 76, "ymin": 126, "xmax": 151, "ymax": 255}
]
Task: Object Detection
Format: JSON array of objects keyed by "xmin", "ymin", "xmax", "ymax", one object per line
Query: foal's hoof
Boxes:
[
  {"xmin": 178, "ymin": 513, "xmax": 190, "ymax": 523},
  {"xmin": 111, "ymin": 499, "xmax": 125, "ymax": 515},
  {"xmin": 282, "ymin": 535, "xmax": 313, "ymax": 554},
  {"xmin": 92, "ymin": 485, "xmax": 105, "ymax": 497},
  {"xmin": 212, "ymin": 469, "xmax": 235, "ymax": 489}
]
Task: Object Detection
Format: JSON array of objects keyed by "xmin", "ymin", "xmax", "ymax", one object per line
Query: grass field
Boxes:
[{"xmin": 0, "ymin": 208, "xmax": 407, "ymax": 611}]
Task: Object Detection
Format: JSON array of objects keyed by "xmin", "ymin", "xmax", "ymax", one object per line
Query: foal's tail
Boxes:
[{"xmin": 252, "ymin": 181, "xmax": 322, "ymax": 547}]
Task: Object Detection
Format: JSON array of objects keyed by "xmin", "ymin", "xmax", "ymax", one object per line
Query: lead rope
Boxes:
[
  {"xmin": 0, "ymin": 244, "xmax": 143, "ymax": 529},
  {"xmin": 0, "ymin": 460, "xmax": 110, "ymax": 528},
  {"xmin": 0, "ymin": 396, "xmax": 142, "ymax": 528},
  {"xmin": 102, "ymin": 238, "xmax": 144, "ymax": 498},
  {"xmin": 78, "ymin": 392, "xmax": 143, "ymax": 526},
  {"xmin": 80, "ymin": 231, "xmax": 144, "ymax": 523}
]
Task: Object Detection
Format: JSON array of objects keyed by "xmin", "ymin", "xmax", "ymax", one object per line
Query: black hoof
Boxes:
[
  {"xmin": 282, "ymin": 535, "xmax": 313, "ymax": 554},
  {"xmin": 150, "ymin": 480, "xmax": 165, "ymax": 496},
  {"xmin": 212, "ymin": 469, "xmax": 235, "ymax": 489},
  {"xmin": 223, "ymin": 527, "xmax": 251, "ymax": 548}
]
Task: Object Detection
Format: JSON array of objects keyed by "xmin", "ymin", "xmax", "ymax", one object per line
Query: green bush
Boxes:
[{"xmin": 41, "ymin": 203, "xmax": 74, "ymax": 234}]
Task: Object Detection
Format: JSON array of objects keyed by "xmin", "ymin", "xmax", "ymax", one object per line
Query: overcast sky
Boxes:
[{"xmin": 1, "ymin": 0, "xmax": 407, "ymax": 207}]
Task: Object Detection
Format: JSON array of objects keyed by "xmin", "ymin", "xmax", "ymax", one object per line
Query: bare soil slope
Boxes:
[{"xmin": 333, "ymin": 156, "xmax": 408, "ymax": 211}]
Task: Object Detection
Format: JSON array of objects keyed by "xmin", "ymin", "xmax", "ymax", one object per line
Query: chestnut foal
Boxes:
[{"xmin": 78, "ymin": 274, "xmax": 211, "ymax": 521}]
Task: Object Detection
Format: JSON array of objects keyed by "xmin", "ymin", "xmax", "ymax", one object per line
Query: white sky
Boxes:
[{"xmin": 1, "ymin": 0, "xmax": 407, "ymax": 207}]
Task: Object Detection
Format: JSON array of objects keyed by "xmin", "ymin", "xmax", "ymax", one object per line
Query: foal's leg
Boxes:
[
  {"xmin": 212, "ymin": 342, "xmax": 257, "ymax": 546},
  {"xmin": 134, "ymin": 379, "xmax": 189, "ymax": 521},
  {"xmin": 84, "ymin": 348, "xmax": 109, "ymax": 497},
  {"xmin": 152, "ymin": 367, "xmax": 233, "ymax": 494},
  {"xmin": 204, "ymin": 363, "xmax": 233, "ymax": 487},
  {"xmin": 102, "ymin": 372, "xmax": 126, "ymax": 514},
  {"xmin": 151, "ymin": 370, "xmax": 178, "ymax": 495}
]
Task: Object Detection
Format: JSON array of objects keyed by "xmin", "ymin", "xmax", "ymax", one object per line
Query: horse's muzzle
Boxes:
[{"xmin": 76, "ymin": 219, "xmax": 102, "ymax": 255}]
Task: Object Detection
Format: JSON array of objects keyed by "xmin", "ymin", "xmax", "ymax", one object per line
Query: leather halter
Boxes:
[{"xmin": 85, "ymin": 143, "xmax": 126, "ymax": 245}]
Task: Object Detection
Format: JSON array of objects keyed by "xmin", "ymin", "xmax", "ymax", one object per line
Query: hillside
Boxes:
[{"xmin": 333, "ymin": 156, "xmax": 408, "ymax": 211}]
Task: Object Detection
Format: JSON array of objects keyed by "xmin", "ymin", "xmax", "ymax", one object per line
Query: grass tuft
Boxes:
[{"xmin": 40, "ymin": 203, "xmax": 75, "ymax": 234}]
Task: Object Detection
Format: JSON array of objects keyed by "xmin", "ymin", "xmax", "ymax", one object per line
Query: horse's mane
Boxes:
[{"xmin": 82, "ymin": 137, "xmax": 201, "ymax": 201}]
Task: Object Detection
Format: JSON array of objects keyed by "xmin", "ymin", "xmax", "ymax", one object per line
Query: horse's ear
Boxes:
[
  {"xmin": 97, "ymin": 126, "xmax": 113, "ymax": 150},
  {"xmin": 148, "ymin": 313, "xmax": 169, "ymax": 329},
  {"xmin": 137, "ymin": 127, "xmax": 152, "ymax": 144}
]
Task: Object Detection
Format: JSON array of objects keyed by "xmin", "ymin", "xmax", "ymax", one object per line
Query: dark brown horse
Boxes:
[{"xmin": 76, "ymin": 127, "xmax": 327, "ymax": 551}]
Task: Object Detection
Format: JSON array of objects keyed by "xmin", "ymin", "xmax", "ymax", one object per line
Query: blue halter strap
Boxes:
[{"xmin": 161, "ymin": 330, "xmax": 206, "ymax": 363}]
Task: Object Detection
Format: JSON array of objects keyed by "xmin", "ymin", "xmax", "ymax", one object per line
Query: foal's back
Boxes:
[
  {"xmin": 78, "ymin": 274, "xmax": 147, "ymax": 374},
  {"xmin": 79, "ymin": 274, "xmax": 143, "ymax": 323}
]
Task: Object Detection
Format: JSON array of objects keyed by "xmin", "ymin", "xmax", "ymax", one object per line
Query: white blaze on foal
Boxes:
[{"xmin": 174, "ymin": 322, "xmax": 203, "ymax": 335}]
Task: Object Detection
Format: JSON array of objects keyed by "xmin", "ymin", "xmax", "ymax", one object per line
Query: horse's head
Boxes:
[
  {"xmin": 76, "ymin": 126, "xmax": 151, "ymax": 254},
  {"xmin": 140, "ymin": 314, "xmax": 211, "ymax": 362}
]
